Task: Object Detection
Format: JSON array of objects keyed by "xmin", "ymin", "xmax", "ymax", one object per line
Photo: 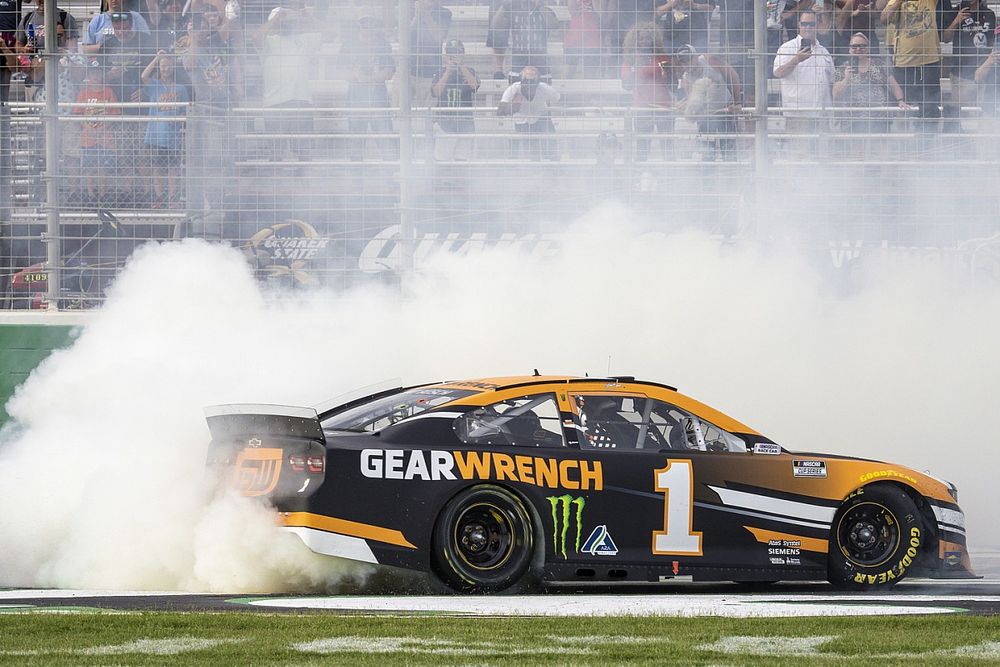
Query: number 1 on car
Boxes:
[{"xmin": 652, "ymin": 460, "xmax": 703, "ymax": 555}]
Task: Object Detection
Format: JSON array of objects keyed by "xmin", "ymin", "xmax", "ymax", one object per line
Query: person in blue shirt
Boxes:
[
  {"xmin": 81, "ymin": 0, "xmax": 149, "ymax": 54},
  {"xmin": 141, "ymin": 50, "xmax": 188, "ymax": 207}
]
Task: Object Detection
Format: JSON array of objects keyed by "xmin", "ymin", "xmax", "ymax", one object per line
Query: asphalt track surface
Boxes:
[{"xmin": 2, "ymin": 552, "xmax": 998, "ymax": 617}]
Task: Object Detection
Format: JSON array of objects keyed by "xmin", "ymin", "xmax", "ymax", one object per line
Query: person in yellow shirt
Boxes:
[{"xmin": 878, "ymin": 0, "xmax": 958, "ymax": 128}]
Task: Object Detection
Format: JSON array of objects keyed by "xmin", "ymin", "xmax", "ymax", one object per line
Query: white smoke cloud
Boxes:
[{"xmin": 0, "ymin": 208, "xmax": 996, "ymax": 591}]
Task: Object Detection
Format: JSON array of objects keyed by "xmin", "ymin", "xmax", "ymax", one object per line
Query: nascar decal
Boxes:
[
  {"xmin": 548, "ymin": 495, "xmax": 585, "ymax": 559},
  {"xmin": 793, "ymin": 460, "xmax": 827, "ymax": 478},
  {"xmin": 753, "ymin": 443, "xmax": 781, "ymax": 455},
  {"xmin": 360, "ymin": 449, "xmax": 603, "ymax": 491}
]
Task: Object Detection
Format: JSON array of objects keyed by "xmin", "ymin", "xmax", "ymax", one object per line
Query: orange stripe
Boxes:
[
  {"xmin": 744, "ymin": 526, "xmax": 828, "ymax": 553},
  {"xmin": 279, "ymin": 512, "xmax": 416, "ymax": 549}
]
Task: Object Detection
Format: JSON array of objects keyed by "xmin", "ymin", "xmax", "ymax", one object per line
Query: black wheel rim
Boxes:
[
  {"xmin": 453, "ymin": 502, "xmax": 515, "ymax": 571},
  {"xmin": 838, "ymin": 502, "xmax": 900, "ymax": 567}
]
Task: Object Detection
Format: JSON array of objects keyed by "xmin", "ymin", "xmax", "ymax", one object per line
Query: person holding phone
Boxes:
[
  {"xmin": 832, "ymin": 32, "xmax": 907, "ymax": 132},
  {"xmin": 774, "ymin": 10, "xmax": 835, "ymax": 133},
  {"xmin": 945, "ymin": 0, "xmax": 995, "ymax": 129}
]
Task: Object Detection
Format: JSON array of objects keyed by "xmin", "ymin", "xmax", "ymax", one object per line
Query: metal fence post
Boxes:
[{"xmin": 43, "ymin": 0, "xmax": 60, "ymax": 310}]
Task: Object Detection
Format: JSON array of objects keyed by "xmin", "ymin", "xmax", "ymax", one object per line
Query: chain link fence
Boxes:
[{"xmin": 1, "ymin": 0, "xmax": 999, "ymax": 308}]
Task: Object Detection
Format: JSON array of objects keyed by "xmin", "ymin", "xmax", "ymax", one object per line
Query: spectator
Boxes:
[
  {"xmin": 615, "ymin": 0, "xmax": 658, "ymax": 54},
  {"xmin": 718, "ymin": 0, "xmax": 756, "ymax": 105},
  {"xmin": 620, "ymin": 22, "xmax": 673, "ymax": 160},
  {"xmin": 655, "ymin": 0, "xmax": 715, "ymax": 52},
  {"xmin": 878, "ymin": 0, "xmax": 956, "ymax": 130},
  {"xmin": 342, "ymin": 15, "xmax": 395, "ymax": 161},
  {"xmin": 834, "ymin": 0, "xmax": 881, "ymax": 61},
  {"xmin": 150, "ymin": 0, "xmax": 186, "ymax": 52},
  {"xmin": 675, "ymin": 44, "xmax": 742, "ymax": 158},
  {"xmin": 486, "ymin": 0, "xmax": 509, "ymax": 79},
  {"xmin": 492, "ymin": 0, "xmax": 558, "ymax": 79},
  {"xmin": 974, "ymin": 29, "xmax": 1000, "ymax": 121},
  {"xmin": 101, "ymin": 11, "xmax": 154, "ymax": 203},
  {"xmin": 563, "ymin": 0, "xmax": 603, "ymax": 77},
  {"xmin": 832, "ymin": 32, "xmax": 907, "ymax": 132},
  {"xmin": 142, "ymin": 51, "xmax": 188, "ymax": 207},
  {"xmin": 773, "ymin": 10, "xmax": 835, "ymax": 132},
  {"xmin": 15, "ymin": 2, "xmax": 78, "ymax": 100},
  {"xmin": 0, "ymin": 29, "xmax": 15, "ymax": 103},
  {"xmin": 0, "ymin": 0, "xmax": 20, "ymax": 50},
  {"xmin": 15, "ymin": 1, "xmax": 79, "ymax": 55},
  {"xmin": 73, "ymin": 61, "xmax": 120, "ymax": 204},
  {"xmin": 183, "ymin": 9, "xmax": 239, "ymax": 221},
  {"xmin": 498, "ymin": 64, "xmax": 559, "ymax": 159},
  {"xmin": 431, "ymin": 38, "xmax": 480, "ymax": 161},
  {"xmin": 946, "ymin": 0, "xmax": 995, "ymax": 130},
  {"xmin": 81, "ymin": 0, "xmax": 150, "ymax": 54},
  {"xmin": 256, "ymin": 0, "xmax": 321, "ymax": 160},
  {"xmin": 407, "ymin": 0, "xmax": 451, "ymax": 109}
]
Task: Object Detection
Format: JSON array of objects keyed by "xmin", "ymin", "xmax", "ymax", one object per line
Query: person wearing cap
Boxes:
[
  {"xmin": 945, "ymin": 0, "xmax": 995, "ymax": 131},
  {"xmin": 498, "ymin": 64, "xmax": 560, "ymax": 159},
  {"xmin": 431, "ymin": 38, "xmax": 480, "ymax": 161},
  {"xmin": 81, "ymin": 0, "xmax": 150, "ymax": 54}
]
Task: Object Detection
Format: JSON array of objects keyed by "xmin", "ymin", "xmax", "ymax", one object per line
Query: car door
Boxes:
[{"xmin": 565, "ymin": 391, "xmax": 789, "ymax": 576}]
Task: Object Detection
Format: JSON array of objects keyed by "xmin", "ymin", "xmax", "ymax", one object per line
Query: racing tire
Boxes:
[
  {"xmin": 827, "ymin": 484, "xmax": 925, "ymax": 589},
  {"xmin": 431, "ymin": 485, "xmax": 534, "ymax": 593}
]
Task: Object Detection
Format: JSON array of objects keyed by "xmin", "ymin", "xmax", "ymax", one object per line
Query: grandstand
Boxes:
[{"xmin": 2, "ymin": 0, "xmax": 1000, "ymax": 308}]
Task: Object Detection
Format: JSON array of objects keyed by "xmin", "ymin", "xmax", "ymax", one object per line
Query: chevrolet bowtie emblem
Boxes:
[{"xmin": 248, "ymin": 438, "xmax": 262, "ymax": 448}]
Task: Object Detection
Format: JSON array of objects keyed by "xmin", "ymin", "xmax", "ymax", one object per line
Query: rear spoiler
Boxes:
[{"xmin": 204, "ymin": 404, "xmax": 325, "ymax": 442}]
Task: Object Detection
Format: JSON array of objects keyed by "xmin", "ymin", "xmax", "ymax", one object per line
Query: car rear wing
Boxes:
[
  {"xmin": 204, "ymin": 404, "xmax": 326, "ymax": 443},
  {"xmin": 204, "ymin": 404, "xmax": 327, "ymax": 499}
]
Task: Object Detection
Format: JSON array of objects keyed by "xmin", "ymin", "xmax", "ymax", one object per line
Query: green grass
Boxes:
[{"xmin": 0, "ymin": 613, "xmax": 998, "ymax": 666}]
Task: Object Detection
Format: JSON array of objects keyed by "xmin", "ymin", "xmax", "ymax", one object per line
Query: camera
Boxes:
[{"xmin": 800, "ymin": 37, "xmax": 813, "ymax": 48}]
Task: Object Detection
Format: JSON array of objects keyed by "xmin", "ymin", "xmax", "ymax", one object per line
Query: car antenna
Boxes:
[{"xmin": 533, "ymin": 368, "xmax": 540, "ymax": 377}]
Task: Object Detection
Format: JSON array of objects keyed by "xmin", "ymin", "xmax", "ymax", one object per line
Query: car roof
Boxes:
[{"xmin": 432, "ymin": 375, "xmax": 760, "ymax": 436}]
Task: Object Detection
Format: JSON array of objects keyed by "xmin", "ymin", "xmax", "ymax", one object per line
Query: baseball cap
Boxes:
[{"xmin": 444, "ymin": 38, "xmax": 464, "ymax": 54}]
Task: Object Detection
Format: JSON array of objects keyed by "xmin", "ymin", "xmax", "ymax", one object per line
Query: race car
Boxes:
[{"xmin": 205, "ymin": 375, "xmax": 974, "ymax": 592}]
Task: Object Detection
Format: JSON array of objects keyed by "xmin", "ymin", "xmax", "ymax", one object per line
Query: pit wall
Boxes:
[{"xmin": 0, "ymin": 314, "xmax": 88, "ymax": 425}]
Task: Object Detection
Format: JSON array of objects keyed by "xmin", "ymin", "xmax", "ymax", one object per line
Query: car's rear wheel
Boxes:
[
  {"xmin": 828, "ymin": 484, "xmax": 925, "ymax": 589},
  {"xmin": 431, "ymin": 485, "xmax": 533, "ymax": 593}
]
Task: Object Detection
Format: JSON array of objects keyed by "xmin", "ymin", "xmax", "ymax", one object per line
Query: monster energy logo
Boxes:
[{"xmin": 547, "ymin": 495, "xmax": 585, "ymax": 559}]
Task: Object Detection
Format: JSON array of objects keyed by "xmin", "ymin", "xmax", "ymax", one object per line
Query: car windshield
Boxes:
[{"xmin": 321, "ymin": 387, "xmax": 476, "ymax": 432}]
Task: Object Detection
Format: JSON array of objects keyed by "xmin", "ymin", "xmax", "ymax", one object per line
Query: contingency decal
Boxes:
[
  {"xmin": 360, "ymin": 449, "xmax": 603, "ymax": 491},
  {"xmin": 548, "ymin": 495, "xmax": 585, "ymax": 559},
  {"xmin": 580, "ymin": 525, "xmax": 619, "ymax": 556},
  {"xmin": 234, "ymin": 448, "xmax": 283, "ymax": 496},
  {"xmin": 793, "ymin": 460, "xmax": 827, "ymax": 478},
  {"xmin": 753, "ymin": 443, "xmax": 782, "ymax": 455}
]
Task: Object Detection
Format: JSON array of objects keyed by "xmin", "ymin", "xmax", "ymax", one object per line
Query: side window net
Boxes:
[{"xmin": 454, "ymin": 394, "xmax": 566, "ymax": 447}]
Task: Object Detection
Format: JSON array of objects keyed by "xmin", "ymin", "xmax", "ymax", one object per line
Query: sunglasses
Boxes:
[
  {"xmin": 799, "ymin": 21, "xmax": 816, "ymax": 26},
  {"xmin": 849, "ymin": 43, "xmax": 869, "ymax": 48}
]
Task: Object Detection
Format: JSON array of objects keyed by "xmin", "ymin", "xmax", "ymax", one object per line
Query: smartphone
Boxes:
[{"xmin": 800, "ymin": 37, "xmax": 813, "ymax": 48}]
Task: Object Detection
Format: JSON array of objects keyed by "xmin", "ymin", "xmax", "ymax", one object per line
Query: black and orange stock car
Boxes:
[{"xmin": 205, "ymin": 375, "xmax": 974, "ymax": 592}]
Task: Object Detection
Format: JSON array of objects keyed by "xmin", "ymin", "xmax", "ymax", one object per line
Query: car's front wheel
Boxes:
[
  {"xmin": 431, "ymin": 485, "xmax": 534, "ymax": 593},
  {"xmin": 828, "ymin": 484, "xmax": 925, "ymax": 589}
]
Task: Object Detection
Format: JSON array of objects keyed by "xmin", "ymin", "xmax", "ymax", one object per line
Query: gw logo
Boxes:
[{"xmin": 547, "ymin": 495, "xmax": 585, "ymax": 559}]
